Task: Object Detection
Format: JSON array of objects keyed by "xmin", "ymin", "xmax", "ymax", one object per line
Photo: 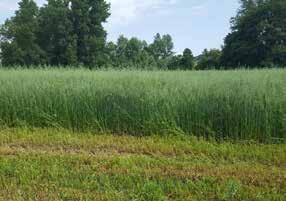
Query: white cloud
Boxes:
[
  {"xmin": 106, "ymin": 0, "xmax": 178, "ymax": 26},
  {"xmin": 1, "ymin": 0, "xmax": 177, "ymax": 25},
  {"xmin": 0, "ymin": 0, "xmax": 184, "ymax": 27}
]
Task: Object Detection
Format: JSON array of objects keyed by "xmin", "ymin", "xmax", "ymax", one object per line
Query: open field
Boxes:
[
  {"xmin": 1, "ymin": 1, "xmax": 285, "ymax": 200},
  {"xmin": 0, "ymin": 68, "xmax": 285, "ymax": 142},
  {"xmin": 0, "ymin": 128, "xmax": 285, "ymax": 201},
  {"xmin": 0, "ymin": 69, "xmax": 285, "ymax": 200}
]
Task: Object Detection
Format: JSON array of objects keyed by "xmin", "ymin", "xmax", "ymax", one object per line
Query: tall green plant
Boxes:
[{"xmin": 0, "ymin": 69, "xmax": 285, "ymax": 142}]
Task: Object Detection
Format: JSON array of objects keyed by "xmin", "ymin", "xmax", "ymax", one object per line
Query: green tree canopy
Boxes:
[
  {"xmin": 0, "ymin": 0, "xmax": 110, "ymax": 67},
  {"xmin": 38, "ymin": 0, "xmax": 77, "ymax": 66},
  {"xmin": 167, "ymin": 49, "xmax": 194, "ymax": 70},
  {"xmin": 0, "ymin": 0, "xmax": 46, "ymax": 66},
  {"xmin": 70, "ymin": 0, "xmax": 110, "ymax": 67},
  {"xmin": 108, "ymin": 35, "xmax": 156, "ymax": 68},
  {"xmin": 181, "ymin": 48, "xmax": 194, "ymax": 70},
  {"xmin": 221, "ymin": 0, "xmax": 286, "ymax": 67},
  {"xmin": 197, "ymin": 49, "xmax": 222, "ymax": 70},
  {"xmin": 149, "ymin": 33, "xmax": 174, "ymax": 60}
]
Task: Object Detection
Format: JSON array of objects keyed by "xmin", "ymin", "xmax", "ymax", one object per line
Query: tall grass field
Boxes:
[{"xmin": 0, "ymin": 68, "xmax": 285, "ymax": 141}]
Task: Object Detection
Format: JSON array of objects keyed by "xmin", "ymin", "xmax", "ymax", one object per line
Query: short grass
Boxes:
[{"xmin": 0, "ymin": 128, "xmax": 285, "ymax": 201}]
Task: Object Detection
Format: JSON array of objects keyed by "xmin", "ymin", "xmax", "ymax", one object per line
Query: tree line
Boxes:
[{"xmin": 0, "ymin": 0, "xmax": 285, "ymax": 69}]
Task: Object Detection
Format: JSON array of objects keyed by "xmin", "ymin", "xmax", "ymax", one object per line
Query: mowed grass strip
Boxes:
[{"xmin": 0, "ymin": 128, "xmax": 285, "ymax": 201}]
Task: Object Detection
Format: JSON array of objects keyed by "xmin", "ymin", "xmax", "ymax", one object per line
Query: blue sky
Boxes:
[{"xmin": 0, "ymin": 0, "xmax": 240, "ymax": 56}]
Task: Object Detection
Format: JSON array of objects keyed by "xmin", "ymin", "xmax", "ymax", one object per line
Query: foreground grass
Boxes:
[{"xmin": 0, "ymin": 128, "xmax": 285, "ymax": 201}]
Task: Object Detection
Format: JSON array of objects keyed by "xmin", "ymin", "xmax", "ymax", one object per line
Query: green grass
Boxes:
[
  {"xmin": 0, "ymin": 128, "xmax": 285, "ymax": 201},
  {"xmin": 0, "ymin": 69, "xmax": 284, "ymax": 200},
  {"xmin": 0, "ymin": 68, "xmax": 285, "ymax": 141}
]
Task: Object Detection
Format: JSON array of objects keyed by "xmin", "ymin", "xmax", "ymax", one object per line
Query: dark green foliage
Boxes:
[
  {"xmin": 148, "ymin": 33, "xmax": 174, "ymax": 67},
  {"xmin": 38, "ymin": 0, "xmax": 78, "ymax": 65},
  {"xmin": 70, "ymin": 0, "xmax": 110, "ymax": 67},
  {"xmin": 105, "ymin": 34, "xmax": 180, "ymax": 69},
  {"xmin": 181, "ymin": 48, "xmax": 194, "ymax": 70},
  {"xmin": 221, "ymin": 0, "xmax": 286, "ymax": 68},
  {"xmin": 167, "ymin": 48, "xmax": 194, "ymax": 70},
  {"xmin": 105, "ymin": 41, "xmax": 117, "ymax": 66},
  {"xmin": 167, "ymin": 55, "xmax": 183, "ymax": 70},
  {"xmin": 0, "ymin": 0, "xmax": 46, "ymax": 66},
  {"xmin": 105, "ymin": 33, "xmax": 196, "ymax": 70},
  {"xmin": 196, "ymin": 49, "xmax": 222, "ymax": 70},
  {"xmin": 104, "ymin": 34, "xmax": 195, "ymax": 70},
  {"xmin": 105, "ymin": 35, "xmax": 156, "ymax": 69},
  {"xmin": 0, "ymin": 0, "xmax": 110, "ymax": 67},
  {"xmin": 1, "ymin": 0, "xmax": 285, "ymax": 69}
]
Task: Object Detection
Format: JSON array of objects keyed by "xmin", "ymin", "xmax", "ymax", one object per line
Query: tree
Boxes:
[
  {"xmin": 70, "ymin": 0, "xmax": 110, "ymax": 67},
  {"xmin": 0, "ymin": 0, "xmax": 110, "ymax": 67},
  {"xmin": 167, "ymin": 55, "xmax": 183, "ymax": 70},
  {"xmin": 125, "ymin": 37, "xmax": 146, "ymax": 63},
  {"xmin": 0, "ymin": 0, "xmax": 45, "ymax": 66},
  {"xmin": 149, "ymin": 33, "xmax": 174, "ymax": 60},
  {"xmin": 110, "ymin": 35, "xmax": 156, "ymax": 68},
  {"xmin": 115, "ymin": 35, "xmax": 129, "ymax": 66},
  {"xmin": 167, "ymin": 48, "xmax": 194, "ymax": 70},
  {"xmin": 181, "ymin": 48, "xmax": 194, "ymax": 70},
  {"xmin": 38, "ymin": 0, "xmax": 77, "ymax": 66},
  {"xmin": 221, "ymin": 0, "xmax": 286, "ymax": 67},
  {"xmin": 105, "ymin": 41, "xmax": 117, "ymax": 66},
  {"xmin": 197, "ymin": 49, "xmax": 222, "ymax": 70}
]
